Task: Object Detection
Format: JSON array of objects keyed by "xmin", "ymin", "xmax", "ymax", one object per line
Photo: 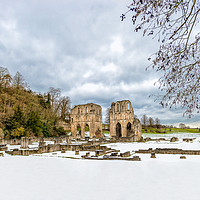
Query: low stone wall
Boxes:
[
  {"xmin": 183, "ymin": 138, "xmax": 194, "ymax": 142},
  {"xmin": 120, "ymin": 151, "xmax": 131, "ymax": 157},
  {"xmin": 38, "ymin": 144, "xmax": 61, "ymax": 153},
  {"xmin": 60, "ymin": 143, "xmax": 111, "ymax": 152},
  {"xmin": 1, "ymin": 136, "xmax": 70, "ymax": 146},
  {"xmin": 5, "ymin": 141, "xmax": 113, "ymax": 156},
  {"xmin": 0, "ymin": 144, "xmax": 7, "ymax": 151},
  {"xmin": 137, "ymin": 137, "xmax": 169, "ymax": 143},
  {"xmin": 110, "ymin": 137, "xmax": 135, "ymax": 143},
  {"xmin": 84, "ymin": 155, "xmax": 141, "ymax": 161},
  {"xmin": 136, "ymin": 148, "xmax": 200, "ymax": 155},
  {"xmin": 9, "ymin": 139, "xmax": 21, "ymax": 145},
  {"xmin": 6, "ymin": 144, "xmax": 62, "ymax": 156},
  {"xmin": 6, "ymin": 149, "xmax": 38, "ymax": 156}
]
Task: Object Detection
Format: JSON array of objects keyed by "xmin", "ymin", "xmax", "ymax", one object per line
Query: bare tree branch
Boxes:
[{"xmin": 122, "ymin": 0, "xmax": 200, "ymax": 117}]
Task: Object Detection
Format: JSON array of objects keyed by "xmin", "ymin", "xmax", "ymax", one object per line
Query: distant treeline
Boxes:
[
  {"xmin": 140, "ymin": 115, "xmax": 162, "ymax": 128},
  {"xmin": 140, "ymin": 114, "xmax": 193, "ymax": 129}
]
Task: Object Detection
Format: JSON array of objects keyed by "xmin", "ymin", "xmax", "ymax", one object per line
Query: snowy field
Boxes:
[{"xmin": 1, "ymin": 133, "xmax": 200, "ymax": 200}]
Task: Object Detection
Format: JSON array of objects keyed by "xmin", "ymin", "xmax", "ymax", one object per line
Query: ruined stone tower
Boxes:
[
  {"xmin": 70, "ymin": 103, "xmax": 103, "ymax": 138},
  {"xmin": 109, "ymin": 100, "xmax": 142, "ymax": 141}
]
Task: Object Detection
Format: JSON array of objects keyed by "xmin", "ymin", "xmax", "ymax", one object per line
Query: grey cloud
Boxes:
[{"xmin": 0, "ymin": 0, "xmax": 199, "ymax": 125}]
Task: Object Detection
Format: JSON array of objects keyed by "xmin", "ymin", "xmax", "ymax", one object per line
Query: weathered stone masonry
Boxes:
[
  {"xmin": 109, "ymin": 100, "xmax": 142, "ymax": 141},
  {"xmin": 70, "ymin": 103, "xmax": 103, "ymax": 138}
]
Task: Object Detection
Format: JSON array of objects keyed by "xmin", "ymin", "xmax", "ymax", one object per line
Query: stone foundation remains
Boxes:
[{"xmin": 136, "ymin": 148, "xmax": 200, "ymax": 155}]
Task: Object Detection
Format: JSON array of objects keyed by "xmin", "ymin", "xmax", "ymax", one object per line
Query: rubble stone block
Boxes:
[
  {"xmin": 86, "ymin": 152, "xmax": 90, "ymax": 157},
  {"xmin": 150, "ymin": 152, "xmax": 156, "ymax": 158},
  {"xmin": 61, "ymin": 149, "xmax": 66, "ymax": 153},
  {"xmin": 180, "ymin": 156, "xmax": 186, "ymax": 159},
  {"xmin": 170, "ymin": 137, "xmax": 179, "ymax": 142}
]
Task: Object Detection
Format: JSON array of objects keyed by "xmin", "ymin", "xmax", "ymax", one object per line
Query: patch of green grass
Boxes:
[
  {"xmin": 103, "ymin": 131, "xmax": 110, "ymax": 134},
  {"xmin": 170, "ymin": 128, "xmax": 200, "ymax": 133},
  {"xmin": 85, "ymin": 126, "xmax": 90, "ymax": 131},
  {"xmin": 142, "ymin": 127, "xmax": 200, "ymax": 134},
  {"xmin": 142, "ymin": 128, "xmax": 169, "ymax": 134}
]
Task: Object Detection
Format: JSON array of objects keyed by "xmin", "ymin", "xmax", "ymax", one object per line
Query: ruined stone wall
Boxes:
[
  {"xmin": 133, "ymin": 118, "xmax": 142, "ymax": 141},
  {"xmin": 0, "ymin": 128, "xmax": 4, "ymax": 139},
  {"xmin": 109, "ymin": 100, "xmax": 142, "ymax": 141},
  {"xmin": 70, "ymin": 103, "xmax": 103, "ymax": 138},
  {"xmin": 57, "ymin": 121, "xmax": 71, "ymax": 131}
]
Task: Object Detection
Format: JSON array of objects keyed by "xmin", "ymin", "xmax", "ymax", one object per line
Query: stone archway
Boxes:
[
  {"xmin": 116, "ymin": 122, "xmax": 122, "ymax": 137},
  {"xmin": 85, "ymin": 123, "xmax": 90, "ymax": 137},
  {"xmin": 77, "ymin": 124, "xmax": 81, "ymax": 136},
  {"xmin": 127, "ymin": 122, "xmax": 132, "ymax": 136}
]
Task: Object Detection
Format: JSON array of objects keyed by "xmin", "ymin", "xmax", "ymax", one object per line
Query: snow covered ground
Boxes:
[{"xmin": 1, "ymin": 133, "xmax": 200, "ymax": 200}]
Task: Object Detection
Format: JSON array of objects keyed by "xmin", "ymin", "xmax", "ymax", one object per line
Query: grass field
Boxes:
[
  {"xmin": 102, "ymin": 130, "xmax": 110, "ymax": 134},
  {"xmin": 142, "ymin": 127, "xmax": 200, "ymax": 134},
  {"xmin": 102, "ymin": 128, "xmax": 200, "ymax": 135}
]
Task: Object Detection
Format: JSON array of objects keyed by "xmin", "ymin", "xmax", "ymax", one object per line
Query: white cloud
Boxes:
[
  {"xmin": 110, "ymin": 36, "xmax": 124, "ymax": 54},
  {"xmin": 120, "ymin": 79, "xmax": 158, "ymax": 93},
  {"xmin": 83, "ymin": 71, "xmax": 93, "ymax": 78},
  {"xmin": 100, "ymin": 63, "xmax": 118, "ymax": 73}
]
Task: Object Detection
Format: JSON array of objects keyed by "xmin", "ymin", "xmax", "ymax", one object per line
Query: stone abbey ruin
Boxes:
[
  {"xmin": 70, "ymin": 103, "xmax": 103, "ymax": 138},
  {"xmin": 0, "ymin": 100, "xmax": 144, "ymax": 161},
  {"xmin": 110, "ymin": 100, "xmax": 142, "ymax": 141},
  {"xmin": 1, "ymin": 100, "xmax": 199, "ymax": 162},
  {"xmin": 70, "ymin": 100, "xmax": 142, "ymax": 141}
]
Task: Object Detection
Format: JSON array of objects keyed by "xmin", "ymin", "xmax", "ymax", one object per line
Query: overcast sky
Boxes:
[{"xmin": 0, "ymin": 0, "xmax": 199, "ymax": 127}]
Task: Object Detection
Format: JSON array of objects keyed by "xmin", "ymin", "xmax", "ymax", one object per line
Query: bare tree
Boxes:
[
  {"xmin": 148, "ymin": 117, "xmax": 154, "ymax": 127},
  {"xmin": 155, "ymin": 117, "xmax": 161, "ymax": 129},
  {"xmin": 179, "ymin": 123, "xmax": 186, "ymax": 129},
  {"xmin": 141, "ymin": 114, "xmax": 148, "ymax": 126},
  {"xmin": 48, "ymin": 87, "xmax": 61, "ymax": 110},
  {"xmin": 13, "ymin": 71, "xmax": 28, "ymax": 89},
  {"xmin": 0, "ymin": 67, "xmax": 12, "ymax": 89},
  {"xmin": 122, "ymin": 0, "xmax": 200, "ymax": 116},
  {"xmin": 105, "ymin": 108, "xmax": 110, "ymax": 125},
  {"xmin": 59, "ymin": 96, "xmax": 71, "ymax": 122}
]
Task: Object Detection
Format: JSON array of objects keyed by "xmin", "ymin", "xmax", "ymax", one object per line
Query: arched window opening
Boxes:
[
  {"xmin": 86, "ymin": 107, "xmax": 88, "ymax": 113},
  {"xmin": 85, "ymin": 124, "xmax": 90, "ymax": 137},
  {"xmin": 77, "ymin": 124, "xmax": 81, "ymax": 135},
  {"xmin": 116, "ymin": 122, "xmax": 122, "ymax": 137},
  {"xmin": 127, "ymin": 103, "xmax": 130, "ymax": 110},
  {"xmin": 127, "ymin": 122, "xmax": 132, "ymax": 136}
]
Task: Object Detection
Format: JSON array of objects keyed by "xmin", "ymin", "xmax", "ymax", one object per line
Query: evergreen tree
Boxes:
[{"xmin": 27, "ymin": 111, "xmax": 42, "ymax": 136}]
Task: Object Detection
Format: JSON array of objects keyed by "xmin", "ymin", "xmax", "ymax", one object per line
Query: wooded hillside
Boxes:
[{"xmin": 0, "ymin": 67, "xmax": 70, "ymax": 139}]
